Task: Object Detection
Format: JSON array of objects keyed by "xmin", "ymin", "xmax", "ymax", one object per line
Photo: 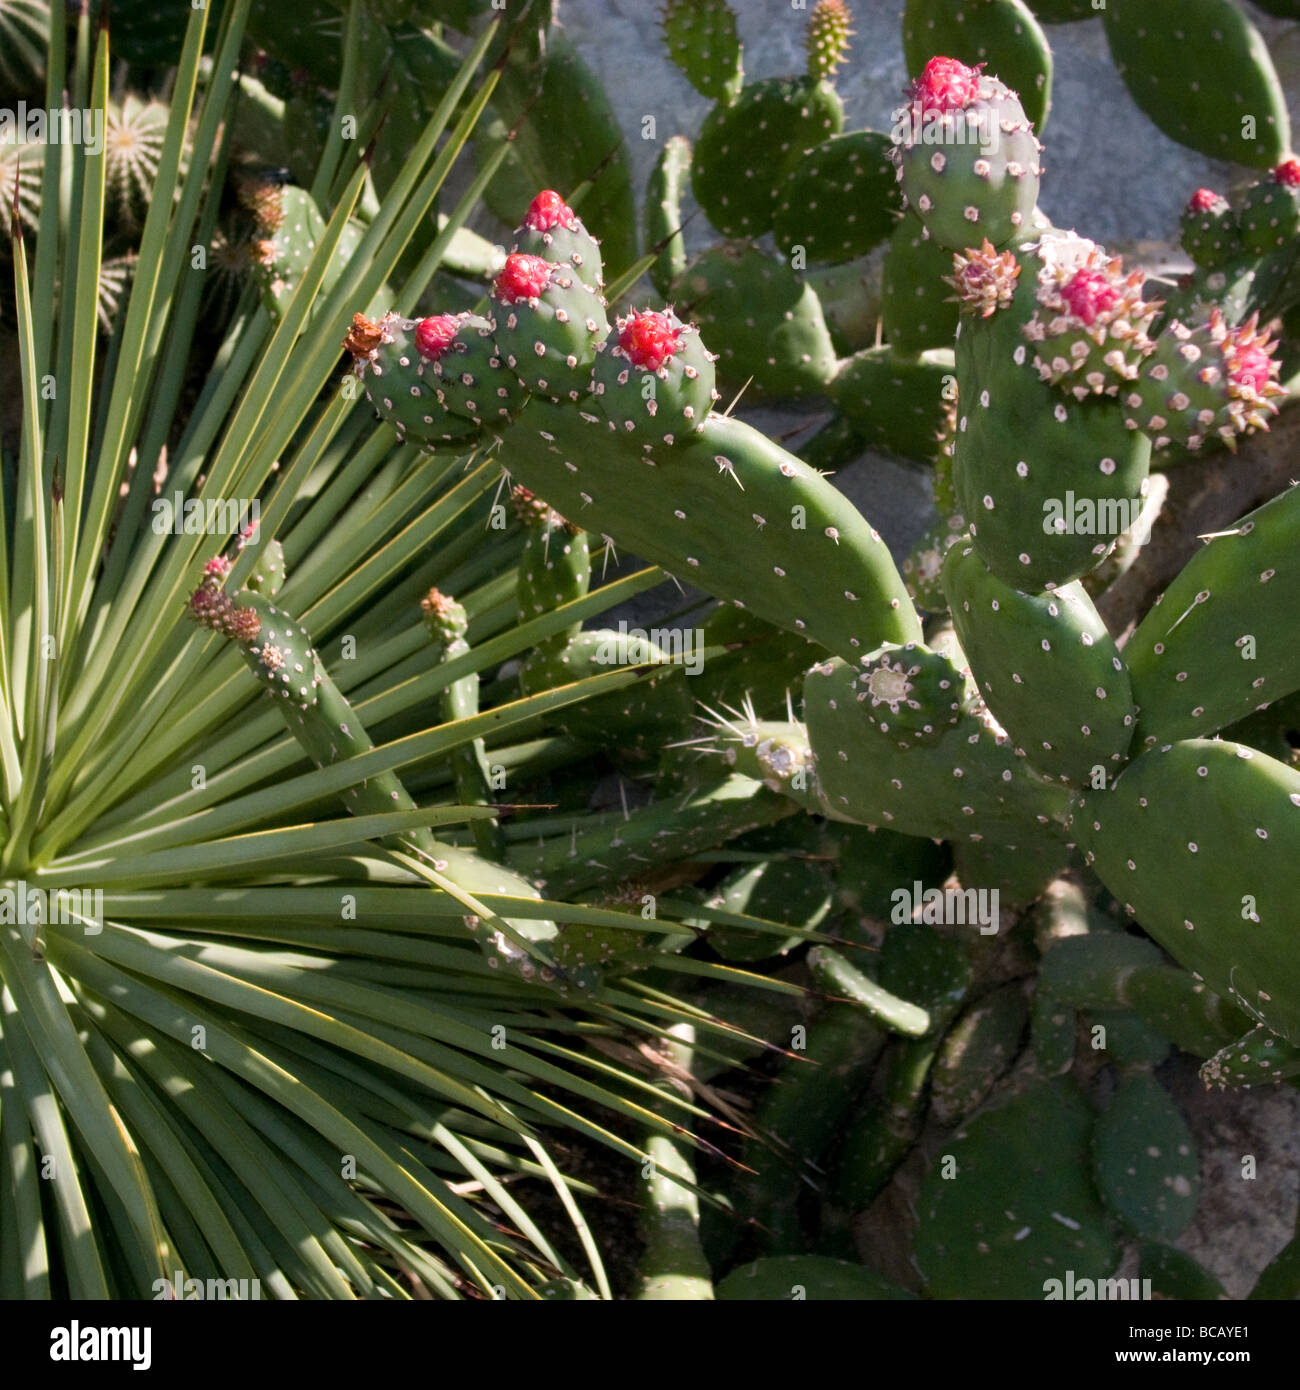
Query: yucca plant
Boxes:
[{"xmin": 0, "ymin": 0, "xmax": 794, "ymax": 1300}]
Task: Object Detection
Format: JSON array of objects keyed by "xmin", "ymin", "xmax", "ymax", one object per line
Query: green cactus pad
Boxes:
[
  {"xmin": 828, "ymin": 346, "xmax": 954, "ymax": 463},
  {"xmin": 717, "ymin": 1256, "xmax": 912, "ymax": 1301},
  {"xmin": 903, "ymin": 0, "xmax": 1053, "ymax": 133},
  {"xmin": 832, "ymin": 1035, "xmax": 936, "ymax": 1212},
  {"xmin": 950, "ymin": 827, "xmax": 1065, "ymax": 911},
  {"xmin": 490, "ymin": 254, "xmax": 609, "ymax": 404},
  {"xmin": 644, "ymin": 136, "xmax": 692, "ymax": 298},
  {"xmin": 951, "ymin": 240, "xmax": 1153, "ymax": 590},
  {"xmin": 421, "ymin": 312, "xmax": 532, "ymax": 429},
  {"xmin": 804, "ymin": 656, "xmax": 1070, "ymax": 839},
  {"xmin": 692, "ymin": 76, "xmax": 845, "ymax": 239},
  {"xmin": 830, "ymin": 822, "xmax": 953, "ymax": 926},
  {"xmin": 1092, "ymin": 1071, "xmax": 1198, "ymax": 1241},
  {"xmin": 1200, "ymin": 1025, "xmax": 1300, "ymax": 1089},
  {"xmin": 1180, "ymin": 189, "xmax": 1241, "ymax": 270},
  {"xmin": 806, "ymin": 0, "xmax": 854, "ymax": 81},
  {"xmin": 707, "ymin": 857, "xmax": 832, "ymax": 963},
  {"xmin": 552, "ymin": 891, "xmax": 651, "ymax": 992},
  {"xmin": 1102, "ymin": 0, "xmax": 1289, "ymax": 169},
  {"xmin": 1037, "ymin": 931, "xmax": 1248, "ymax": 1056},
  {"xmin": 744, "ymin": 997, "xmax": 887, "ymax": 1246},
  {"xmin": 1089, "ymin": 1008, "xmax": 1171, "ymax": 1069},
  {"xmin": 891, "ymin": 64, "xmax": 1042, "ymax": 252},
  {"xmin": 880, "ymin": 922, "xmax": 973, "ymax": 1021},
  {"xmin": 1243, "ymin": 169, "xmax": 1300, "ymax": 258},
  {"xmin": 345, "ymin": 313, "xmax": 485, "ymax": 448},
  {"xmin": 881, "ymin": 220, "xmax": 961, "ymax": 353},
  {"xmin": 672, "ymin": 243, "xmax": 839, "ymax": 397},
  {"xmin": 421, "ymin": 587, "xmax": 469, "ymax": 649},
  {"xmin": 227, "ymin": 589, "xmax": 322, "ymax": 711},
  {"xmin": 914, "ymin": 1077, "xmax": 1119, "ymax": 1298},
  {"xmin": 773, "ymin": 130, "xmax": 899, "ymax": 267},
  {"xmin": 660, "ymin": 0, "xmax": 744, "ymax": 104},
  {"xmin": 1073, "ymin": 737, "xmax": 1300, "ymax": 1045},
  {"xmin": 832, "ymin": 925, "xmax": 971, "ymax": 1210},
  {"xmin": 931, "ymin": 982, "xmax": 1029, "ymax": 1126},
  {"xmin": 855, "ymin": 640, "xmax": 973, "ymax": 751},
  {"xmin": 243, "ymin": 538, "xmax": 286, "ymax": 597},
  {"xmin": 515, "ymin": 506, "xmax": 589, "ymax": 649},
  {"xmin": 690, "ymin": 605, "xmax": 821, "ymax": 722},
  {"xmin": 251, "ymin": 185, "xmax": 323, "ymax": 318},
  {"xmin": 1028, "ymin": 988, "xmax": 1076, "ymax": 1077},
  {"xmin": 1125, "ymin": 483, "xmax": 1300, "ymax": 747},
  {"xmin": 1123, "ymin": 308, "xmax": 1286, "ymax": 454},
  {"xmin": 944, "ymin": 542, "xmax": 1136, "ymax": 785},
  {"xmin": 503, "ymin": 400, "xmax": 923, "ymax": 665},
  {"xmin": 808, "ymin": 944, "xmax": 932, "ymax": 1037},
  {"xmin": 591, "ymin": 308, "xmax": 719, "ymax": 443}
]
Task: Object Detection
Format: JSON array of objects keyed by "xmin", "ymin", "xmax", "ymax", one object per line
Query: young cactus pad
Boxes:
[{"xmin": 891, "ymin": 56, "xmax": 1042, "ymax": 252}]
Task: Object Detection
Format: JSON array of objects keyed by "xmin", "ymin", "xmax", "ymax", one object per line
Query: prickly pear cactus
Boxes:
[
  {"xmin": 1073, "ymin": 738, "xmax": 1300, "ymax": 1046},
  {"xmin": 1092, "ymin": 1071, "xmax": 1199, "ymax": 1241},
  {"xmin": 914, "ymin": 1077, "xmax": 1119, "ymax": 1298},
  {"xmin": 890, "ymin": 56, "xmax": 1042, "ymax": 252},
  {"xmin": 1102, "ymin": 0, "xmax": 1290, "ymax": 169},
  {"xmin": 902, "ymin": 0, "xmax": 1053, "ymax": 133},
  {"xmin": 591, "ymin": 308, "xmax": 719, "ymax": 443}
]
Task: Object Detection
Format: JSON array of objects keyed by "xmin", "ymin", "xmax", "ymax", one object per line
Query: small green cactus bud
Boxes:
[
  {"xmin": 421, "ymin": 587, "xmax": 468, "ymax": 647},
  {"xmin": 806, "ymin": 0, "xmax": 853, "ymax": 81}
]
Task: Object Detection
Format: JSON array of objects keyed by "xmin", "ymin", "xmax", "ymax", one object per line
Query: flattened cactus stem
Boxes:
[
  {"xmin": 635, "ymin": 1023, "xmax": 715, "ymax": 1300},
  {"xmin": 422, "ymin": 587, "xmax": 503, "ymax": 861}
]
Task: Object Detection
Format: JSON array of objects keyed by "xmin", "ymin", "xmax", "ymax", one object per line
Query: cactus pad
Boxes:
[
  {"xmin": 891, "ymin": 57, "xmax": 1042, "ymax": 252},
  {"xmin": 855, "ymin": 640, "xmax": 973, "ymax": 751},
  {"xmin": 591, "ymin": 308, "xmax": 719, "ymax": 443},
  {"xmin": 944, "ymin": 542, "xmax": 1136, "ymax": 785},
  {"xmin": 914, "ymin": 1077, "xmax": 1119, "ymax": 1298},
  {"xmin": 1073, "ymin": 737, "xmax": 1300, "ymax": 1046},
  {"xmin": 1091, "ymin": 1071, "xmax": 1198, "ymax": 1241}
]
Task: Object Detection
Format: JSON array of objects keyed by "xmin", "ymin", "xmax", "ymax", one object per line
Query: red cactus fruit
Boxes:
[
  {"xmin": 617, "ymin": 311, "xmax": 682, "ymax": 371},
  {"xmin": 414, "ymin": 314, "xmax": 460, "ymax": 361},
  {"xmin": 908, "ymin": 56, "xmax": 982, "ymax": 113},
  {"xmin": 1272, "ymin": 158, "xmax": 1300, "ymax": 188},
  {"xmin": 1059, "ymin": 268, "xmax": 1120, "ymax": 327},
  {"xmin": 524, "ymin": 190, "xmax": 578, "ymax": 232},
  {"xmin": 1186, "ymin": 188, "xmax": 1227, "ymax": 214},
  {"xmin": 493, "ymin": 253, "xmax": 553, "ymax": 305},
  {"xmin": 204, "ymin": 555, "xmax": 231, "ymax": 579}
]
